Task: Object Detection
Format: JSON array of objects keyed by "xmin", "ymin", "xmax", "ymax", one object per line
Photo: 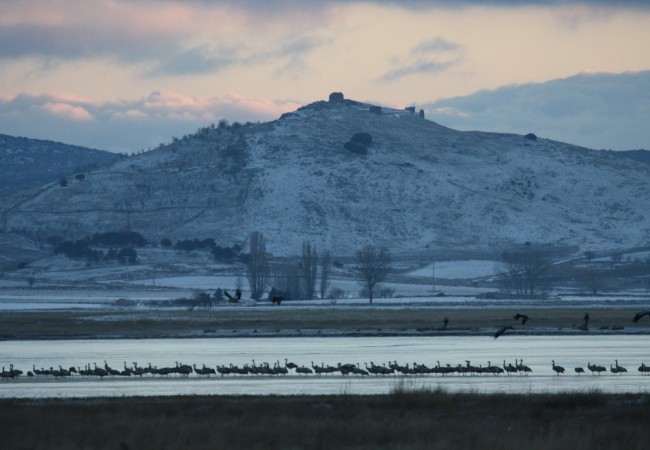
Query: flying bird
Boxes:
[
  {"xmin": 513, "ymin": 313, "xmax": 530, "ymax": 325},
  {"xmin": 494, "ymin": 325, "xmax": 515, "ymax": 339},
  {"xmin": 224, "ymin": 289, "xmax": 242, "ymax": 303},
  {"xmin": 633, "ymin": 311, "xmax": 650, "ymax": 323}
]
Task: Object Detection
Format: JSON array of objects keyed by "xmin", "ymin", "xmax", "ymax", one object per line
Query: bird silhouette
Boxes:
[
  {"xmin": 552, "ymin": 360, "xmax": 565, "ymax": 375},
  {"xmin": 614, "ymin": 360, "xmax": 627, "ymax": 373},
  {"xmin": 632, "ymin": 311, "xmax": 650, "ymax": 323},
  {"xmin": 440, "ymin": 317, "xmax": 449, "ymax": 330},
  {"xmin": 513, "ymin": 313, "xmax": 530, "ymax": 325},
  {"xmin": 224, "ymin": 289, "xmax": 242, "ymax": 303},
  {"xmin": 494, "ymin": 325, "xmax": 514, "ymax": 339},
  {"xmin": 573, "ymin": 313, "xmax": 589, "ymax": 331}
]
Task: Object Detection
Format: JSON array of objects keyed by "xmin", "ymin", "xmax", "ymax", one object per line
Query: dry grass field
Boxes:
[
  {"xmin": 0, "ymin": 307, "xmax": 644, "ymax": 340},
  {"xmin": 1, "ymin": 389, "xmax": 649, "ymax": 450}
]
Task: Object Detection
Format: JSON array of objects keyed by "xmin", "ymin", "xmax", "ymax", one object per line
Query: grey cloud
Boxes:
[
  {"xmin": 244, "ymin": 36, "xmax": 326, "ymax": 64},
  {"xmin": 146, "ymin": 35, "xmax": 327, "ymax": 78},
  {"xmin": 378, "ymin": 59, "xmax": 458, "ymax": 82},
  {"xmin": 145, "ymin": 44, "xmax": 240, "ymax": 76},
  {"xmin": 0, "ymin": 14, "xmax": 325, "ymax": 78},
  {"xmin": 0, "ymin": 23, "xmax": 180, "ymax": 61},
  {"xmin": 422, "ymin": 71, "xmax": 650, "ymax": 150},
  {"xmin": 412, "ymin": 37, "xmax": 461, "ymax": 54},
  {"xmin": 190, "ymin": 0, "xmax": 650, "ymax": 10},
  {"xmin": 1, "ymin": 1, "xmax": 644, "ymax": 67}
]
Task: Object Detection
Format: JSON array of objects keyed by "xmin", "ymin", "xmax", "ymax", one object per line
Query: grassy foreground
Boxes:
[{"xmin": 2, "ymin": 390, "xmax": 649, "ymax": 450}]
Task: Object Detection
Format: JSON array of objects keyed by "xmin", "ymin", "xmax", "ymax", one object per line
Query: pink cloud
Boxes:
[
  {"xmin": 219, "ymin": 92, "xmax": 301, "ymax": 117},
  {"xmin": 42, "ymin": 102, "xmax": 93, "ymax": 121},
  {"xmin": 144, "ymin": 91, "xmax": 199, "ymax": 110},
  {"xmin": 139, "ymin": 90, "xmax": 300, "ymax": 120},
  {"xmin": 1, "ymin": 88, "xmax": 302, "ymax": 152}
]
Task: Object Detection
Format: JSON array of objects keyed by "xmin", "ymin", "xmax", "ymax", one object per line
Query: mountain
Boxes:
[
  {"xmin": 1, "ymin": 94, "xmax": 650, "ymax": 255},
  {"xmin": 0, "ymin": 134, "xmax": 122, "ymax": 194}
]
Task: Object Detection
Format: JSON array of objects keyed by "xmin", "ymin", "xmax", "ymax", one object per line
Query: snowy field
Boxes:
[
  {"xmin": 1, "ymin": 287, "xmax": 650, "ymax": 312},
  {"xmin": 3, "ymin": 256, "xmax": 650, "ymax": 311},
  {"xmin": 407, "ymin": 260, "xmax": 499, "ymax": 279}
]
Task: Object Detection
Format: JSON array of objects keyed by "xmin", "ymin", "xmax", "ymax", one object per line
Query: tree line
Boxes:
[{"xmin": 245, "ymin": 231, "xmax": 392, "ymax": 303}]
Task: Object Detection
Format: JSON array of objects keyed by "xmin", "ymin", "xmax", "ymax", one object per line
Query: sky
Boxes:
[{"xmin": 1, "ymin": 0, "xmax": 649, "ymax": 153}]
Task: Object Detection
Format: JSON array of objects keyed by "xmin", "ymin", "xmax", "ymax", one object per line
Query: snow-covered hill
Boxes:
[
  {"xmin": 0, "ymin": 134, "xmax": 122, "ymax": 194},
  {"xmin": 2, "ymin": 94, "xmax": 649, "ymax": 255}
]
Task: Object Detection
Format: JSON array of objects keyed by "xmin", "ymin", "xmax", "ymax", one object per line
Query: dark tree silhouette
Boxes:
[
  {"xmin": 500, "ymin": 244, "xmax": 551, "ymax": 296},
  {"xmin": 301, "ymin": 240, "xmax": 318, "ymax": 300},
  {"xmin": 246, "ymin": 231, "xmax": 269, "ymax": 300},
  {"xmin": 320, "ymin": 250, "xmax": 332, "ymax": 299},
  {"xmin": 353, "ymin": 245, "xmax": 392, "ymax": 304}
]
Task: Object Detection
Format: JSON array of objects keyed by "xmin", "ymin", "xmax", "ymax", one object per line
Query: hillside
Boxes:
[
  {"xmin": 1, "ymin": 94, "xmax": 650, "ymax": 255},
  {"xmin": 0, "ymin": 134, "xmax": 122, "ymax": 194},
  {"xmin": 615, "ymin": 149, "xmax": 650, "ymax": 165}
]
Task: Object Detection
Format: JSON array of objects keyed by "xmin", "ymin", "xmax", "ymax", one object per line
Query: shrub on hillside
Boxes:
[
  {"xmin": 351, "ymin": 132, "xmax": 373, "ymax": 146},
  {"xmin": 344, "ymin": 140, "xmax": 368, "ymax": 155},
  {"xmin": 344, "ymin": 131, "xmax": 372, "ymax": 155},
  {"xmin": 212, "ymin": 245, "xmax": 237, "ymax": 262},
  {"xmin": 175, "ymin": 240, "xmax": 196, "ymax": 252},
  {"xmin": 54, "ymin": 240, "xmax": 102, "ymax": 262},
  {"xmin": 91, "ymin": 231, "xmax": 147, "ymax": 247},
  {"xmin": 117, "ymin": 247, "xmax": 137, "ymax": 265}
]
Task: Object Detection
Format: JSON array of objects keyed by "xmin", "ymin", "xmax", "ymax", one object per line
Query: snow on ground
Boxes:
[
  {"xmin": 129, "ymin": 275, "xmax": 241, "ymax": 290},
  {"xmin": 3, "ymin": 251, "xmax": 650, "ymax": 312},
  {"xmin": 408, "ymin": 260, "xmax": 499, "ymax": 279}
]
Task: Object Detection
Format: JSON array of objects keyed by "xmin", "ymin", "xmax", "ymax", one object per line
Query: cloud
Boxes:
[
  {"xmin": 42, "ymin": 102, "xmax": 93, "ymax": 121},
  {"xmin": 412, "ymin": 37, "xmax": 461, "ymax": 53},
  {"xmin": 378, "ymin": 59, "xmax": 458, "ymax": 82},
  {"xmin": 170, "ymin": 0, "xmax": 650, "ymax": 8},
  {"xmin": 422, "ymin": 71, "xmax": 650, "ymax": 150},
  {"xmin": 0, "ymin": 91, "xmax": 301, "ymax": 153},
  {"xmin": 145, "ymin": 44, "xmax": 240, "ymax": 76},
  {"xmin": 377, "ymin": 34, "xmax": 462, "ymax": 82},
  {"xmin": 3, "ymin": 1, "xmax": 643, "ymax": 63}
]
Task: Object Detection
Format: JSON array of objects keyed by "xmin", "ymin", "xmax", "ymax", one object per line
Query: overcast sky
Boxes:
[{"xmin": 1, "ymin": 0, "xmax": 649, "ymax": 152}]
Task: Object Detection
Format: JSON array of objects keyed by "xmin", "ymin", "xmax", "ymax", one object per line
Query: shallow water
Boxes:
[{"xmin": 1, "ymin": 336, "xmax": 649, "ymax": 397}]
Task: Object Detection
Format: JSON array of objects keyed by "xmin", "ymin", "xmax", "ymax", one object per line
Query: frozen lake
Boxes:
[{"xmin": 2, "ymin": 336, "xmax": 650, "ymax": 398}]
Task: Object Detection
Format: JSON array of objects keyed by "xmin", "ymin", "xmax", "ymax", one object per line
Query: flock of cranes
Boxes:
[
  {"xmin": 2, "ymin": 310, "xmax": 649, "ymax": 382},
  {"xmin": 3, "ymin": 357, "xmax": 650, "ymax": 380},
  {"xmin": 492, "ymin": 310, "xmax": 650, "ymax": 338}
]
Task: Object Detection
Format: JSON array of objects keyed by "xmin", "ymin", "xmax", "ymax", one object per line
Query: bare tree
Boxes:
[
  {"xmin": 300, "ymin": 240, "xmax": 318, "ymax": 300},
  {"xmin": 500, "ymin": 244, "xmax": 551, "ymax": 296},
  {"xmin": 353, "ymin": 245, "xmax": 392, "ymax": 304},
  {"xmin": 320, "ymin": 250, "xmax": 332, "ymax": 299},
  {"xmin": 577, "ymin": 268, "xmax": 607, "ymax": 295},
  {"xmin": 246, "ymin": 231, "xmax": 269, "ymax": 300},
  {"xmin": 271, "ymin": 261, "xmax": 301, "ymax": 300}
]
